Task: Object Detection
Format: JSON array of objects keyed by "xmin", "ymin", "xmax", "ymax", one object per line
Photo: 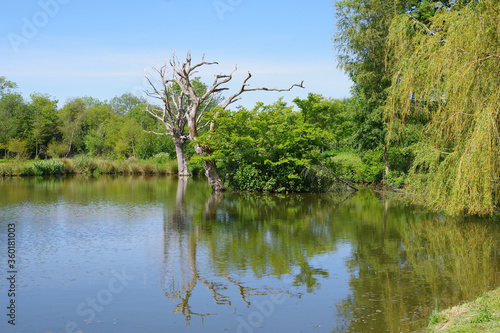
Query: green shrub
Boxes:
[
  {"xmin": 60, "ymin": 158, "xmax": 76, "ymax": 174},
  {"xmin": 325, "ymin": 150, "xmax": 384, "ymax": 183},
  {"xmin": 73, "ymin": 155, "xmax": 97, "ymax": 174},
  {"xmin": 33, "ymin": 160, "xmax": 65, "ymax": 175},
  {"xmin": 0, "ymin": 165, "xmax": 13, "ymax": 176},
  {"xmin": 385, "ymin": 170, "xmax": 406, "ymax": 188},
  {"xmin": 153, "ymin": 152, "xmax": 171, "ymax": 165},
  {"xmin": 7, "ymin": 139, "xmax": 29, "ymax": 160},
  {"xmin": 233, "ymin": 164, "xmax": 266, "ymax": 191},
  {"xmin": 47, "ymin": 142, "xmax": 69, "ymax": 158}
]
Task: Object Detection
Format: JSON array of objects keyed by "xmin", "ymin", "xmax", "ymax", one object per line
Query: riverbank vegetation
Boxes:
[
  {"xmin": 0, "ymin": 154, "xmax": 180, "ymax": 177},
  {"xmin": 1, "ymin": 0, "xmax": 499, "ymax": 215},
  {"xmin": 428, "ymin": 287, "xmax": 500, "ymax": 332}
]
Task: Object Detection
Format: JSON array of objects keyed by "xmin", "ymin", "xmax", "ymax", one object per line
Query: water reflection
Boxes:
[
  {"xmin": 334, "ymin": 194, "xmax": 500, "ymax": 332},
  {"xmin": 161, "ymin": 177, "xmax": 297, "ymax": 325},
  {"xmin": 158, "ymin": 177, "xmax": 500, "ymax": 332},
  {"xmin": 0, "ymin": 176, "xmax": 499, "ymax": 332}
]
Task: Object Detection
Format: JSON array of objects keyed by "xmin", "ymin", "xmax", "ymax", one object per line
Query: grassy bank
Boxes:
[
  {"xmin": 428, "ymin": 287, "xmax": 500, "ymax": 332},
  {"xmin": 0, "ymin": 154, "xmax": 181, "ymax": 177}
]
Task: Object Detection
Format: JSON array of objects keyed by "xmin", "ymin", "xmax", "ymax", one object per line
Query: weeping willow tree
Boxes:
[{"xmin": 386, "ymin": 0, "xmax": 500, "ymax": 215}]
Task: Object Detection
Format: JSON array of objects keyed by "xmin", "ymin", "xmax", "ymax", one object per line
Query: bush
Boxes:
[
  {"xmin": 33, "ymin": 160, "xmax": 65, "ymax": 175},
  {"xmin": 47, "ymin": 142, "xmax": 69, "ymax": 158},
  {"xmin": 7, "ymin": 139, "xmax": 29, "ymax": 160},
  {"xmin": 385, "ymin": 170, "xmax": 407, "ymax": 188},
  {"xmin": 73, "ymin": 155, "xmax": 97, "ymax": 174},
  {"xmin": 325, "ymin": 150, "xmax": 384, "ymax": 183},
  {"xmin": 152, "ymin": 152, "xmax": 170, "ymax": 164},
  {"xmin": 232, "ymin": 164, "xmax": 266, "ymax": 191}
]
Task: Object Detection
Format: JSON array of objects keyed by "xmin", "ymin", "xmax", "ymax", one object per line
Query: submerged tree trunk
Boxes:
[
  {"xmin": 188, "ymin": 115, "xmax": 226, "ymax": 192},
  {"xmin": 173, "ymin": 137, "xmax": 190, "ymax": 176},
  {"xmin": 193, "ymin": 143, "xmax": 226, "ymax": 192},
  {"xmin": 202, "ymin": 159, "xmax": 226, "ymax": 192}
]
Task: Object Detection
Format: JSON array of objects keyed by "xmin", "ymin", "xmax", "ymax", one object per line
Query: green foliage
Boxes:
[
  {"xmin": 47, "ymin": 141, "xmax": 69, "ymax": 158},
  {"xmin": 293, "ymin": 93, "xmax": 353, "ymax": 148},
  {"xmin": 385, "ymin": 170, "xmax": 406, "ymax": 188},
  {"xmin": 387, "ymin": 0, "xmax": 500, "ymax": 215},
  {"xmin": 334, "ymin": 0, "xmax": 398, "ymax": 151},
  {"xmin": 324, "ymin": 150, "xmax": 384, "ymax": 183},
  {"xmin": 33, "ymin": 160, "xmax": 65, "ymax": 175},
  {"xmin": 201, "ymin": 100, "xmax": 334, "ymax": 192},
  {"xmin": 152, "ymin": 152, "xmax": 171, "ymax": 164},
  {"xmin": 0, "ymin": 76, "xmax": 17, "ymax": 93},
  {"xmin": 114, "ymin": 118, "xmax": 143, "ymax": 158},
  {"xmin": 84, "ymin": 127, "xmax": 107, "ymax": 157},
  {"xmin": 6, "ymin": 138, "xmax": 28, "ymax": 160},
  {"xmin": 59, "ymin": 98, "xmax": 87, "ymax": 155},
  {"xmin": 110, "ymin": 93, "xmax": 146, "ymax": 115},
  {"xmin": 29, "ymin": 93, "xmax": 60, "ymax": 158},
  {"xmin": 427, "ymin": 288, "xmax": 500, "ymax": 332}
]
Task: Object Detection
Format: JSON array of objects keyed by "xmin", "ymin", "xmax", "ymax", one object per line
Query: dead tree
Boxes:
[{"xmin": 145, "ymin": 51, "xmax": 304, "ymax": 190}]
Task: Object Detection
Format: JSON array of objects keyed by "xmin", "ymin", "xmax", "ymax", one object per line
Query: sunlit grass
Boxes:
[
  {"xmin": 0, "ymin": 156, "xmax": 179, "ymax": 176},
  {"xmin": 427, "ymin": 288, "xmax": 500, "ymax": 332}
]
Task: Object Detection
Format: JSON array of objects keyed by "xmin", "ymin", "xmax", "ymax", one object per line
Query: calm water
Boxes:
[{"xmin": 0, "ymin": 176, "xmax": 499, "ymax": 333}]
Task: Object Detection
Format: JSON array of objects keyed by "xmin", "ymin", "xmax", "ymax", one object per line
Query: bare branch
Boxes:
[
  {"xmin": 197, "ymin": 119, "xmax": 212, "ymax": 132},
  {"xmin": 190, "ymin": 53, "xmax": 219, "ymax": 73},
  {"xmin": 144, "ymin": 129, "xmax": 171, "ymax": 136},
  {"xmin": 196, "ymin": 94, "xmax": 215, "ymax": 126},
  {"xmin": 220, "ymin": 72, "xmax": 304, "ymax": 109}
]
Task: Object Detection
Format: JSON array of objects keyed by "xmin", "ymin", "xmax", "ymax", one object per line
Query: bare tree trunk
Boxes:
[
  {"xmin": 203, "ymin": 159, "xmax": 226, "ymax": 192},
  {"xmin": 193, "ymin": 141, "xmax": 226, "ymax": 191},
  {"xmin": 173, "ymin": 137, "xmax": 190, "ymax": 176},
  {"xmin": 188, "ymin": 114, "xmax": 226, "ymax": 191}
]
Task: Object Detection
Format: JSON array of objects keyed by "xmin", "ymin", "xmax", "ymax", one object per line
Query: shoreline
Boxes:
[{"xmin": 427, "ymin": 287, "xmax": 500, "ymax": 332}]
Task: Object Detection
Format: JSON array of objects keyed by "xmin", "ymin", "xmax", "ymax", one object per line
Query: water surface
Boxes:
[{"xmin": 0, "ymin": 176, "xmax": 499, "ymax": 332}]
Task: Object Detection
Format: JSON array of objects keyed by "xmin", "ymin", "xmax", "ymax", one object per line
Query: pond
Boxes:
[{"xmin": 0, "ymin": 175, "xmax": 499, "ymax": 333}]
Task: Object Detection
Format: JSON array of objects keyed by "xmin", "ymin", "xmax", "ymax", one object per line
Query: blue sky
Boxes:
[{"xmin": 0, "ymin": 0, "xmax": 351, "ymax": 109}]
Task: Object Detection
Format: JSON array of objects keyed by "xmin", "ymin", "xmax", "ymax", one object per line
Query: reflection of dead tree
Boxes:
[
  {"xmin": 163, "ymin": 176, "xmax": 189, "ymax": 233},
  {"xmin": 162, "ymin": 182, "xmax": 296, "ymax": 326},
  {"xmin": 203, "ymin": 190, "xmax": 225, "ymax": 221},
  {"xmin": 224, "ymin": 276, "xmax": 297, "ymax": 307}
]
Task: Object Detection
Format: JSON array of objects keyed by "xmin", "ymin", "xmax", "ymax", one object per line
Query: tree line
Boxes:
[
  {"xmin": 1, "ymin": 0, "xmax": 498, "ymax": 215},
  {"xmin": 0, "ymin": 80, "xmax": 173, "ymax": 161}
]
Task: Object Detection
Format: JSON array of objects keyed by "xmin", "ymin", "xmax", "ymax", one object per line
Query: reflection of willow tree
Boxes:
[
  {"xmin": 402, "ymin": 218, "xmax": 500, "ymax": 303},
  {"xmin": 161, "ymin": 185, "xmax": 355, "ymax": 324},
  {"xmin": 335, "ymin": 191, "xmax": 500, "ymax": 333},
  {"xmin": 334, "ymin": 190, "xmax": 425, "ymax": 333}
]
